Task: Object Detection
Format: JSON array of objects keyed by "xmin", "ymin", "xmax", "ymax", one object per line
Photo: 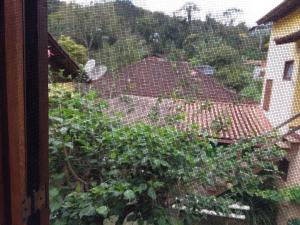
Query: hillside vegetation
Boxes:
[{"xmin": 48, "ymin": 0, "xmax": 269, "ymax": 100}]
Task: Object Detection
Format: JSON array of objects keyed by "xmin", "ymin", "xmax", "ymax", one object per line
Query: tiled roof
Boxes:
[
  {"xmin": 177, "ymin": 101, "xmax": 273, "ymax": 143},
  {"xmin": 105, "ymin": 95, "xmax": 272, "ymax": 142},
  {"xmin": 91, "ymin": 57, "xmax": 239, "ymax": 102}
]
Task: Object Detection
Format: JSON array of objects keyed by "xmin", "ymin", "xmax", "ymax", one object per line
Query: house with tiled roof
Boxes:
[
  {"xmin": 258, "ymin": 0, "xmax": 300, "ymax": 224},
  {"xmin": 89, "ymin": 56, "xmax": 273, "ymax": 143},
  {"xmin": 91, "ymin": 57, "xmax": 239, "ymax": 102}
]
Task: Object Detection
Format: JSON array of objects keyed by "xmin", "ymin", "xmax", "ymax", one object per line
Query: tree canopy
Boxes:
[{"xmin": 48, "ymin": 0, "xmax": 268, "ymax": 102}]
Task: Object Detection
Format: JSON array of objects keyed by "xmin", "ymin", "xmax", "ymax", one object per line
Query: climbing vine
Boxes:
[{"xmin": 49, "ymin": 85, "xmax": 285, "ymax": 225}]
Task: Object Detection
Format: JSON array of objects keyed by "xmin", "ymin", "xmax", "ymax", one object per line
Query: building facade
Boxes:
[
  {"xmin": 259, "ymin": 1, "xmax": 300, "ymax": 132},
  {"xmin": 258, "ymin": 1, "xmax": 300, "ymax": 224}
]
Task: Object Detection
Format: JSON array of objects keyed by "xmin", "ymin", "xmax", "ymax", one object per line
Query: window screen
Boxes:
[{"xmin": 47, "ymin": 1, "xmax": 300, "ymax": 225}]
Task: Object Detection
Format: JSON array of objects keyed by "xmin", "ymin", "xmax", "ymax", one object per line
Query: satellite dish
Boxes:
[
  {"xmin": 88, "ymin": 65, "xmax": 108, "ymax": 81},
  {"xmin": 97, "ymin": 66, "xmax": 107, "ymax": 77},
  {"xmin": 84, "ymin": 59, "xmax": 96, "ymax": 74}
]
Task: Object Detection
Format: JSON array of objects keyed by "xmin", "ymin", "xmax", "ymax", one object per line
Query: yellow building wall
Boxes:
[
  {"xmin": 270, "ymin": 7, "xmax": 300, "ymax": 127},
  {"xmin": 272, "ymin": 7, "xmax": 300, "ymax": 38},
  {"xmin": 291, "ymin": 40, "xmax": 300, "ymax": 127}
]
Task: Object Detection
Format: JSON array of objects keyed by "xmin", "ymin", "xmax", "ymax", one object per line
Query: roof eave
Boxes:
[
  {"xmin": 257, "ymin": 0, "xmax": 300, "ymax": 25},
  {"xmin": 275, "ymin": 30, "xmax": 300, "ymax": 45}
]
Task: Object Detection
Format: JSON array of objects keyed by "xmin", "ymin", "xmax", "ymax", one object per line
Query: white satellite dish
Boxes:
[
  {"xmin": 84, "ymin": 59, "xmax": 96, "ymax": 74},
  {"xmin": 97, "ymin": 66, "xmax": 107, "ymax": 77},
  {"xmin": 88, "ymin": 65, "xmax": 108, "ymax": 81}
]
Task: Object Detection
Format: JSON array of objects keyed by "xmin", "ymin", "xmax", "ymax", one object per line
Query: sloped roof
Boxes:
[
  {"xmin": 178, "ymin": 101, "xmax": 272, "ymax": 143},
  {"xmin": 257, "ymin": 0, "xmax": 300, "ymax": 25},
  {"xmin": 48, "ymin": 33, "xmax": 80, "ymax": 77},
  {"xmin": 105, "ymin": 95, "xmax": 272, "ymax": 143},
  {"xmin": 91, "ymin": 57, "xmax": 239, "ymax": 102}
]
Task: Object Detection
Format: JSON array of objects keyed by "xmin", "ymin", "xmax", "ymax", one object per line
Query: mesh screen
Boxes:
[{"xmin": 47, "ymin": 1, "xmax": 300, "ymax": 224}]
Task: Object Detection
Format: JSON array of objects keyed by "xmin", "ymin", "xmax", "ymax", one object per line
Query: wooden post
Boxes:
[
  {"xmin": 24, "ymin": 0, "xmax": 49, "ymax": 224},
  {"xmin": 0, "ymin": 0, "xmax": 49, "ymax": 224},
  {"xmin": 0, "ymin": 0, "xmax": 27, "ymax": 224}
]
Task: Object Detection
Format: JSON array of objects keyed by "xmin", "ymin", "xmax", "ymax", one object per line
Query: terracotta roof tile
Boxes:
[
  {"xmin": 91, "ymin": 57, "xmax": 239, "ymax": 102},
  {"xmin": 105, "ymin": 95, "xmax": 272, "ymax": 142}
]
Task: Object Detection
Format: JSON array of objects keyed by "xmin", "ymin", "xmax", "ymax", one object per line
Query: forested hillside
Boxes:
[{"xmin": 48, "ymin": 0, "xmax": 270, "ymax": 101}]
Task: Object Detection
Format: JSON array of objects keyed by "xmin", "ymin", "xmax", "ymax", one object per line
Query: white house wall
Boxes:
[{"xmin": 262, "ymin": 39, "xmax": 298, "ymax": 133}]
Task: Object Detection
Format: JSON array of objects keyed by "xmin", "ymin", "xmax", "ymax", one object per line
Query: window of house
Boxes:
[
  {"xmin": 263, "ymin": 79, "xmax": 273, "ymax": 111},
  {"xmin": 278, "ymin": 158, "xmax": 290, "ymax": 182},
  {"xmin": 283, "ymin": 60, "xmax": 295, "ymax": 80},
  {"xmin": 259, "ymin": 70, "xmax": 266, "ymax": 77}
]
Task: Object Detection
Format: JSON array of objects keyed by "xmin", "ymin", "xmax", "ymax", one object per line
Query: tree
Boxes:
[
  {"xmin": 48, "ymin": 0, "xmax": 64, "ymax": 15},
  {"xmin": 58, "ymin": 35, "xmax": 88, "ymax": 65},
  {"xmin": 240, "ymin": 79, "xmax": 263, "ymax": 102},
  {"xmin": 222, "ymin": 8, "xmax": 243, "ymax": 26},
  {"xmin": 177, "ymin": 2, "xmax": 200, "ymax": 24},
  {"xmin": 48, "ymin": 2, "xmax": 126, "ymax": 52},
  {"xmin": 92, "ymin": 34, "xmax": 150, "ymax": 70},
  {"xmin": 215, "ymin": 64, "xmax": 252, "ymax": 93},
  {"xmin": 189, "ymin": 41, "xmax": 240, "ymax": 69}
]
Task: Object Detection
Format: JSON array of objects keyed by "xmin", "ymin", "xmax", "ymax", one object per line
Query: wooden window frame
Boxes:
[
  {"xmin": 263, "ymin": 79, "xmax": 273, "ymax": 111},
  {"xmin": 0, "ymin": 0, "xmax": 48, "ymax": 224},
  {"xmin": 283, "ymin": 60, "xmax": 295, "ymax": 81}
]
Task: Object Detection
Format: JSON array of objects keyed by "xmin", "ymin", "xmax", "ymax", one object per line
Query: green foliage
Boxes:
[
  {"xmin": 49, "ymin": 2, "xmax": 126, "ymax": 51},
  {"xmin": 49, "ymin": 87, "xmax": 285, "ymax": 225},
  {"xmin": 92, "ymin": 35, "xmax": 150, "ymax": 71},
  {"xmin": 289, "ymin": 218, "xmax": 300, "ymax": 225},
  {"xmin": 240, "ymin": 79, "xmax": 263, "ymax": 102},
  {"xmin": 287, "ymin": 187, "xmax": 300, "ymax": 205},
  {"xmin": 254, "ymin": 186, "xmax": 300, "ymax": 205},
  {"xmin": 58, "ymin": 35, "xmax": 88, "ymax": 65},
  {"xmin": 244, "ymin": 196, "xmax": 278, "ymax": 225},
  {"xmin": 187, "ymin": 34, "xmax": 240, "ymax": 69},
  {"xmin": 48, "ymin": 66, "xmax": 70, "ymax": 83},
  {"xmin": 48, "ymin": 1, "xmax": 269, "ymax": 101},
  {"xmin": 48, "ymin": 0, "xmax": 65, "ymax": 15},
  {"xmin": 215, "ymin": 64, "xmax": 252, "ymax": 93}
]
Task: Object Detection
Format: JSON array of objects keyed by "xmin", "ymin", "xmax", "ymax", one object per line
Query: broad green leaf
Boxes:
[
  {"xmin": 124, "ymin": 190, "xmax": 135, "ymax": 201},
  {"xmin": 147, "ymin": 187, "xmax": 156, "ymax": 200},
  {"xmin": 79, "ymin": 205, "xmax": 96, "ymax": 219},
  {"xmin": 96, "ymin": 206, "xmax": 109, "ymax": 217}
]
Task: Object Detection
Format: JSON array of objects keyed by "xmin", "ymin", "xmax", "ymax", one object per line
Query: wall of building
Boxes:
[
  {"xmin": 277, "ymin": 144, "xmax": 300, "ymax": 225},
  {"xmin": 261, "ymin": 7, "xmax": 300, "ymax": 132}
]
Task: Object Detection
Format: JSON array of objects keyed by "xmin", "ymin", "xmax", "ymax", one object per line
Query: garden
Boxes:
[{"xmin": 48, "ymin": 83, "xmax": 300, "ymax": 225}]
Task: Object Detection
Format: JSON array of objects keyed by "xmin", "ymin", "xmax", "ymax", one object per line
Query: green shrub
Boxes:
[
  {"xmin": 49, "ymin": 87, "xmax": 285, "ymax": 225},
  {"xmin": 288, "ymin": 218, "xmax": 300, "ymax": 225}
]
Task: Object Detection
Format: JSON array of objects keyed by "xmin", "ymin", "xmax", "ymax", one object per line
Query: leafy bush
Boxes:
[
  {"xmin": 92, "ymin": 35, "xmax": 150, "ymax": 71},
  {"xmin": 189, "ymin": 43, "xmax": 240, "ymax": 69},
  {"xmin": 49, "ymin": 86, "xmax": 285, "ymax": 225},
  {"xmin": 288, "ymin": 218, "xmax": 300, "ymax": 225},
  {"xmin": 240, "ymin": 79, "xmax": 263, "ymax": 102},
  {"xmin": 214, "ymin": 64, "xmax": 253, "ymax": 93}
]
